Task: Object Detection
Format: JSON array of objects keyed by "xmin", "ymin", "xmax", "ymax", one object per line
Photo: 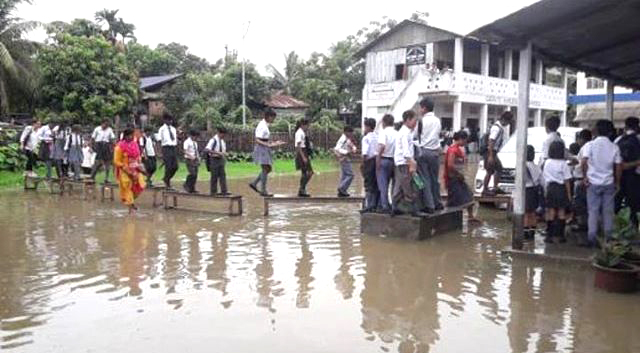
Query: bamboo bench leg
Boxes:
[
  {"xmin": 238, "ymin": 199, "xmax": 243, "ymax": 216},
  {"xmin": 263, "ymin": 198, "xmax": 269, "ymax": 217}
]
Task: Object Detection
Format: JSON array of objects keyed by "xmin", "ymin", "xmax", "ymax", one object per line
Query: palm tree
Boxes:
[
  {"xmin": 266, "ymin": 51, "xmax": 301, "ymax": 95},
  {"xmin": 95, "ymin": 8, "xmax": 119, "ymax": 43},
  {"xmin": 185, "ymin": 100, "xmax": 222, "ymax": 132},
  {"xmin": 0, "ymin": 0, "xmax": 39, "ymax": 114}
]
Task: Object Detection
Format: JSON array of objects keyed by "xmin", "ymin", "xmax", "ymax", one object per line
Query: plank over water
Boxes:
[
  {"xmin": 360, "ymin": 206, "xmax": 466, "ymax": 241},
  {"xmin": 262, "ymin": 195, "xmax": 365, "ymax": 216},
  {"xmin": 163, "ymin": 190, "xmax": 243, "ymax": 216}
]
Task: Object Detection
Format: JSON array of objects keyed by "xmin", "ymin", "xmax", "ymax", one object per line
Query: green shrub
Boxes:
[{"xmin": 0, "ymin": 129, "xmax": 26, "ymax": 171}]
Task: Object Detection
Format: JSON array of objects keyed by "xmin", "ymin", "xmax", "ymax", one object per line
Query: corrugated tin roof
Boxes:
[
  {"xmin": 575, "ymin": 102, "xmax": 640, "ymax": 126},
  {"xmin": 264, "ymin": 94, "xmax": 309, "ymax": 109},
  {"xmin": 139, "ymin": 73, "xmax": 184, "ymax": 91},
  {"xmin": 469, "ymin": 0, "xmax": 640, "ymax": 90}
]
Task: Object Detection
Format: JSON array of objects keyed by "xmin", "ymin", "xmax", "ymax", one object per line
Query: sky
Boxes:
[{"xmin": 17, "ymin": 0, "xmax": 538, "ymax": 74}]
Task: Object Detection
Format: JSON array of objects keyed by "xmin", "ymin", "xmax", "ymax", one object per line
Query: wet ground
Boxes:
[{"xmin": 1, "ymin": 168, "xmax": 639, "ymax": 353}]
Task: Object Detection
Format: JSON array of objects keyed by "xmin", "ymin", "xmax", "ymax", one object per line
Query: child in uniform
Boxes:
[
  {"xmin": 81, "ymin": 142, "xmax": 96, "ymax": 176},
  {"xmin": 376, "ymin": 114, "xmax": 396, "ymax": 213},
  {"xmin": 444, "ymin": 131, "xmax": 480, "ymax": 223},
  {"xmin": 524, "ymin": 145, "xmax": 543, "ymax": 240},
  {"xmin": 183, "ymin": 129, "xmax": 200, "ymax": 194},
  {"xmin": 65, "ymin": 125, "xmax": 84, "ymax": 181},
  {"xmin": 360, "ymin": 118, "xmax": 379, "ymax": 212},
  {"xmin": 205, "ymin": 127, "xmax": 229, "ymax": 196},
  {"xmin": 295, "ymin": 119, "xmax": 313, "ymax": 197},
  {"xmin": 140, "ymin": 127, "xmax": 157, "ymax": 187},
  {"xmin": 334, "ymin": 126, "xmax": 357, "ymax": 197},
  {"xmin": 392, "ymin": 110, "xmax": 421, "ymax": 216},
  {"xmin": 543, "ymin": 140, "xmax": 572, "ymax": 243}
]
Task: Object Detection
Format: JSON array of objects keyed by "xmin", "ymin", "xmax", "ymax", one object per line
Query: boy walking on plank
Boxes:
[
  {"xmin": 360, "ymin": 118, "xmax": 379, "ymax": 213},
  {"xmin": 205, "ymin": 127, "xmax": 229, "ymax": 196},
  {"xmin": 334, "ymin": 126, "xmax": 357, "ymax": 197},
  {"xmin": 444, "ymin": 131, "xmax": 480, "ymax": 223},
  {"xmin": 392, "ymin": 110, "xmax": 424, "ymax": 217},
  {"xmin": 376, "ymin": 114, "xmax": 397, "ymax": 213},
  {"xmin": 183, "ymin": 129, "xmax": 200, "ymax": 194},
  {"xmin": 295, "ymin": 119, "xmax": 313, "ymax": 197}
]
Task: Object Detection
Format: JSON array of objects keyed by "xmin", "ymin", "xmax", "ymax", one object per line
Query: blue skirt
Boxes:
[
  {"xmin": 68, "ymin": 146, "xmax": 83, "ymax": 164},
  {"xmin": 253, "ymin": 144, "xmax": 272, "ymax": 165}
]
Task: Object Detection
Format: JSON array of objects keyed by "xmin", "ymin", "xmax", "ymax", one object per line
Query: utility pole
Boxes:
[{"xmin": 242, "ymin": 21, "xmax": 251, "ymax": 128}]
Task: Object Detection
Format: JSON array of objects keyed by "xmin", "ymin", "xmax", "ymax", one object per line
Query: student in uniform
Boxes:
[
  {"xmin": 444, "ymin": 131, "xmax": 480, "ymax": 223},
  {"xmin": 183, "ymin": 129, "xmax": 200, "ymax": 194},
  {"xmin": 158, "ymin": 112, "xmax": 179, "ymax": 189},
  {"xmin": 205, "ymin": 127, "xmax": 229, "ymax": 196},
  {"xmin": 539, "ymin": 115, "xmax": 563, "ymax": 165},
  {"xmin": 65, "ymin": 125, "xmax": 84, "ymax": 181},
  {"xmin": 569, "ymin": 129, "xmax": 592, "ymax": 233},
  {"xmin": 139, "ymin": 127, "xmax": 157, "ymax": 187},
  {"xmin": 294, "ymin": 119, "xmax": 313, "ymax": 197},
  {"xmin": 524, "ymin": 145, "xmax": 543, "ymax": 240},
  {"xmin": 334, "ymin": 126, "xmax": 357, "ymax": 197},
  {"xmin": 392, "ymin": 110, "xmax": 422, "ymax": 217},
  {"xmin": 376, "ymin": 114, "xmax": 396, "ymax": 213},
  {"xmin": 250, "ymin": 109, "xmax": 281, "ymax": 197},
  {"xmin": 51, "ymin": 121, "xmax": 69, "ymax": 179},
  {"xmin": 90, "ymin": 119, "xmax": 116, "ymax": 183},
  {"xmin": 543, "ymin": 140, "xmax": 572, "ymax": 243},
  {"xmin": 415, "ymin": 97, "xmax": 444, "ymax": 213},
  {"xmin": 482, "ymin": 111, "xmax": 512, "ymax": 195},
  {"xmin": 20, "ymin": 119, "xmax": 41, "ymax": 177},
  {"xmin": 38, "ymin": 120, "xmax": 56, "ymax": 179},
  {"xmin": 360, "ymin": 118, "xmax": 379, "ymax": 213},
  {"xmin": 81, "ymin": 141, "xmax": 96, "ymax": 176}
]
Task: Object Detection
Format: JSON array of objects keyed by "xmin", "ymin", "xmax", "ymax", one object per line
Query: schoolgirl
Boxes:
[
  {"xmin": 542, "ymin": 140, "xmax": 572, "ymax": 243},
  {"xmin": 65, "ymin": 125, "xmax": 84, "ymax": 181}
]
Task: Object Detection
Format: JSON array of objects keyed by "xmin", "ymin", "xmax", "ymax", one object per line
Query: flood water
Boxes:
[{"xmin": 1, "ymin": 168, "xmax": 639, "ymax": 353}]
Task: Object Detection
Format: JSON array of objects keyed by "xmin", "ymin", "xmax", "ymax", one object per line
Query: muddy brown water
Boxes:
[{"xmin": 1, "ymin": 167, "xmax": 639, "ymax": 353}]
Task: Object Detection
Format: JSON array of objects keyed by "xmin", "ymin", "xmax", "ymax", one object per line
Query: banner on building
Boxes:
[{"xmin": 406, "ymin": 45, "xmax": 426, "ymax": 65}]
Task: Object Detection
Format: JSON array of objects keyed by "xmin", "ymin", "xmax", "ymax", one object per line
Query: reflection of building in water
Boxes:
[
  {"xmin": 359, "ymin": 237, "xmax": 440, "ymax": 352},
  {"xmin": 206, "ymin": 232, "xmax": 230, "ymax": 300},
  {"xmin": 294, "ymin": 232, "xmax": 314, "ymax": 308},
  {"xmin": 118, "ymin": 220, "xmax": 148, "ymax": 296},
  {"xmin": 334, "ymin": 226, "xmax": 356, "ymax": 300}
]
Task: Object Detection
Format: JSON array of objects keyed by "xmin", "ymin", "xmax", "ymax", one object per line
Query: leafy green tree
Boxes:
[
  {"xmin": 156, "ymin": 42, "xmax": 213, "ymax": 73},
  {"xmin": 0, "ymin": 0, "xmax": 39, "ymax": 114},
  {"xmin": 37, "ymin": 34, "xmax": 138, "ymax": 124},
  {"xmin": 126, "ymin": 42, "xmax": 178, "ymax": 76},
  {"xmin": 266, "ymin": 51, "xmax": 301, "ymax": 95},
  {"xmin": 46, "ymin": 19, "xmax": 101, "ymax": 38}
]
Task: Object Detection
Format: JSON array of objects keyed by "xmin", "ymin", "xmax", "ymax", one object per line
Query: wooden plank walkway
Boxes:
[
  {"xmin": 100, "ymin": 182, "xmax": 118, "ymax": 202},
  {"xmin": 61, "ymin": 179, "xmax": 96, "ymax": 200},
  {"xmin": 163, "ymin": 191, "xmax": 243, "ymax": 216},
  {"xmin": 263, "ymin": 195, "xmax": 365, "ymax": 216},
  {"xmin": 24, "ymin": 175, "xmax": 45, "ymax": 191},
  {"xmin": 441, "ymin": 193, "xmax": 512, "ymax": 204}
]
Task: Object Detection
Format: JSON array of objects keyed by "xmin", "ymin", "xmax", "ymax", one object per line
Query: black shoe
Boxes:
[
  {"xmin": 411, "ymin": 211, "xmax": 428, "ymax": 218},
  {"xmin": 421, "ymin": 208, "xmax": 435, "ymax": 214},
  {"xmin": 337, "ymin": 192, "xmax": 350, "ymax": 198},
  {"xmin": 298, "ymin": 192, "xmax": 311, "ymax": 198},
  {"xmin": 260, "ymin": 192, "xmax": 274, "ymax": 197},
  {"xmin": 248, "ymin": 183, "xmax": 259, "ymax": 194},
  {"xmin": 544, "ymin": 236, "xmax": 554, "ymax": 244},
  {"xmin": 377, "ymin": 208, "xmax": 391, "ymax": 214},
  {"xmin": 390, "ymin": 209, "xmax": 404, "ymax": 217},
  {"xmin": 434, "ymin": 204, "xmax": 444, "ymax": 211},
  {"xmin": 219, "ymin": 192, "xmax": 231, "ymax": 197}
]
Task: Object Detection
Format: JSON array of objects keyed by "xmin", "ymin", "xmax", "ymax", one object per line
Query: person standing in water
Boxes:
[
  {"xmin": 20, "ymin": 119, "xmax": 41, "ymax": 177},
  {"xmin": 38, "ymin": 119, "xmax": 56, "ymax": 179},
  {"xmin": 65, "ymin": 125, "xmax": 84, "ymax": 181},
  {"xmin": 113, "ymin": 128, "xmax": 146, "ymax": 214},
  {"xmin": 157, "ymin": 112, "xmax": 179, "ymax": 190},
  {"xmin": 90, "ymin": 119, "xmax": 116, "ymax": 183},
  {"xmin": 249, "ymin": 109, "xmax": 283, "ymax": 197},
  {"xmin": 294, "ymin": 119, "xmax": 313, "ymax": 197}
]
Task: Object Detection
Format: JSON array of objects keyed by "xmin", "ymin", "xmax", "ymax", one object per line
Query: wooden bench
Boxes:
[
  {"xmin": 441, "ymin": 193, "xmax": 512, "ymax": 204},
  {"xmin": 163, "ymin": 191, "xmax": 243, "ymax": 216},
  {"xmin": 62, "ymin": 179, "xmax": 96, "ymax": 200},
  {"xmin": 24, "ymin": 175, "xmax": 45, "ymax": 191},
  {"xmin": 263, "ymin": 195, "xmax": 365, "ymax": 216},
  {"xmin": 45, "ymin": 178, "xmax": 64, "ymax": 195},
  {"xmin": 100, "ymin": 182, "xmax": 118, "ymax": 202},
  {"xmin": 360, "ymin": 205, "xmax": 468, "ymax": 240},
  {"xmin": 149, "ymin": 186, "xmax": 166, "ymax": 207}
]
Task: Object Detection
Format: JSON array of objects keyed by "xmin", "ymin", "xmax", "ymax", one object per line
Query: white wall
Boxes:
[{"xmin": 576, "ymin": 72, "xmax": 633, "ymax": 96}]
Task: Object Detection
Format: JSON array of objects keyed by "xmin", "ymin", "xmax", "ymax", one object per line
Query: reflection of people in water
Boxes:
[
  {"xmin": 255, "ymin": 228, "xmax": 276, "ymax": 312},
  {"xmin": 206, "ymin": 232, "xmax": 230, "ymax": 301},
  {"xmin": 295, "ymin": 231, "xmax": 314, "ymax": 308},
  {"xmin": 359, "ymin": 237, "xmax": 440, "ymax": 352},
  {"xmin": 334, "ymin": 225, "xmax": 355, "ymax": 300},
  {"xmin": 119, "ymin": 219, "xmax": 148, "ymax": 296}
]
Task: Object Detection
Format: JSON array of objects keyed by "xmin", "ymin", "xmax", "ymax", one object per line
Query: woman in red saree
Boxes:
[{"xmin": 113, "ymin": 128, "xmax": 146, "ymax": 213}]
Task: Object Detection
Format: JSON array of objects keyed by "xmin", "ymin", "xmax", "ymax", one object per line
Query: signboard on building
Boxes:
[{"xmin": 406, "ymin": 45, "xmax": 426, "ymax": 65}]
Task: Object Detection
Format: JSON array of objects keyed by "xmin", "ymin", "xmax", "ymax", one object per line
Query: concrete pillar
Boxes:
[
  {"xmin": 504, "ymin": 49, "xmax": 513, "ymax": 80},
  {"xmin": 513, "ymin": 41, "xmax": 532, "ymax": 251},
  {"xmin": 481, "ymin": 44, "xmax": 490, "ymax": 76},
  {"xmin": 560, "ymin": 110, "xmax": 567, "ymax": 127},
  {"xmin": 535, "ymin": 59, "xmax": 544, "ymax": 84},
  {"xmin": 606, "ymin": 80, "xmax": 615, "ymax": 122},
  {"xmin": 480, "ymin": 103, "xmax": 489, "ymax": 134},
  {"xmin": 454, "ymin": 38, "xmax": 464, "ymax": 74},
  {"xmin": 453, "ymin": 100, "xmax": 462, "ymax": 131},
  {"xmin": 534, "ymin": 109, "xmax": 543, "ymax": 127},
  {"xmin": 561, "ymin": 68, "xmax": 568, "ymax": 126}
]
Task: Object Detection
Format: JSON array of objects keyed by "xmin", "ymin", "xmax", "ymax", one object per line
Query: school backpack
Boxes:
[
  {"xmin": 479, "ymin": 123, "xmax": 504, "ymax": 156},
  {"xmin": 617, "ymin": 133, "xmax": 640, "ymax": 163}
]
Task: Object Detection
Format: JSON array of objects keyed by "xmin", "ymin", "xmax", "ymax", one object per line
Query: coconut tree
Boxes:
[
  {"xmin": 266, "ymin": 51, "xmax": 301, "ymax": 95},
  {"xmin": 94, "ymin": 8, "xmax": 119, "ymax": 43},
  {"xmin": 0, "ymin": 0, "xmax": 39, "ymax": 114}
]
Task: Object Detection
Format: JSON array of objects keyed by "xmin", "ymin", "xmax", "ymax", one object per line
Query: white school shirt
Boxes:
[
  {"xmin": 394, "ymin": 125, "xmax": 415, "ymax": 166},
  {"xmin": 64, "ymin": 133, "xmax": 83, "ymax": 151},
  {"xmin": 139, "ymin": 135, "xmax": 156, "ymax": 157},
  {"xmin": 539, "ymin": 131, "xmax": 563, "ymax": 165},
  {"xmin": 489, "ymin": 121, "xmax": 507, "ymax": 151},
  {"xmin": 378, "ymin": 126, "xmax": 397, "ymax": 158},
  {"xmin": 205, "ymin": 135, "xmax": 226, "ymax": 154},
  {"xmin": 295, "ymin": 128, "xmax": 306, "ymax": 149},
  {"xmin": 158, "ymin": 124, "xmax": 177, "ymax": 147},
  {"xmin": 82, "ymin": 146, "xmax": 96, "ymax": 168},
  {"xmin": 92, "ymin": 126, "xmax": 115, "ymax": 143},
  {"xmin": 525, "ymin": 161, "xmax": 543, "ymax": 188},
  {"xmin": 583, "ymin": 136, "xmax": 622, "ymax": 186},
  {"xmin": 255, "ymin": 119, "xmax": 270, "ymax": 140},
  {"xmin": 361, "ymin": 131, "xmax": 378, "ymax": 159},
  {"xmin": 572, "ymin": 144, "xmax": 587, "ymax": 179},
  {"xmin": 334, "ymin": 134, "xmax": 356, "ymax": 156},
  {"xmin": 38, "ymin": 125, "xmax": 54, "ymax": 143},
  {"xmin": 416, "ymin": 112, "xmax": 441, "ymax": 150},
  {"xmin": 20, "ymin": 125, "xmax": 40, "ymax": 151},
  {"xmin": 183, "ymin": 137, "xmax": 199, "ymax": 160},
  {"xmin": 543, "ymin": 159, "xmax": 572, "ymax": 187}
]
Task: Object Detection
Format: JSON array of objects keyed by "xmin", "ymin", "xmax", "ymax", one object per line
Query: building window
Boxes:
[
  {"xmin": 587, "ymin": 77, "xmax": 604, "ymax": 90},
  {"xmin": 395, "ymin": 64, "xmax": 406, "ymax": 80}
]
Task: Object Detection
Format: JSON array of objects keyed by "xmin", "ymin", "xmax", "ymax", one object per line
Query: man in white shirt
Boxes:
[
  {"xmin": 182, "ymin": 129, "xmax": 200, "ymax": 193},
  {"xmin": 20, "ymin": 120, "xmax": 41, "ymax": 177},
  {"xmin": 360, "ymin": 118, "xmax": 379, "ymax": 212},
  {"xmin": 415, "ymin": 98, "xmax": 443, "ymax": 213},
  {"xmin": 581, "ymin": 120, "xmax": 623, "ymax": 246},
  {"xmin": 482, "ymin": 111, "xmax": 513, "ymax": 195},
  {"xmin": 392, "ymin": 110, "xmax": 423, "ymax": 217},
  {"xmin": 90, "ymin": 119, "xmax": 116, "ymax": 182},
  {"xmin": 334, "ymin": 126, "xmax": 357, "ymax": 197},
  {"xmin": 376, "ymin": 114, "xmax": 397, "ymax": 212},
  {"xmin": 157, "ymin": 112, "xmax": 179, "ymax": 189},
  {"xmin": 139, "ymin": 127, "xmax": 157, "ymax": 186},
  {"xmin": 295, "ymin": 119, "xmax": 313, "ymax": 197},
  {"xmin": 38, "ymin": 120, "xmax": 56, "ymax": 179},
  {"xmin": 205, "ymin": 127, "xmax": 229, "ymax": 196}
]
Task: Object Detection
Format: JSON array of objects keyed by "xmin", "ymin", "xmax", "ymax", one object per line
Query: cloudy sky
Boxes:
[{"xmin": 17, "ymin": 0, "xmax": 537, "ymax": 73}]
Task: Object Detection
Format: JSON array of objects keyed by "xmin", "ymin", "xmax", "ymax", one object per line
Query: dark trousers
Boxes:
[
  {"xmin": 362, "ymin": 158, "xmax": 379, "ymax": 210},
  {"xmin": 209, "ymin": 158, "xmax": 227, "ymax": 195},
  {"xmin": 143, "ymin": 156, "xmax": 157, "ymax": 184},
  {"xmin": 184, "ymin": 159, "xmax": 199, "ymax": 192},
  {"xmin": 417, "ymin": 149, "xmax": 442, "ymax": 210},
  {"xmin": 162, "ymin": 146, "xmax": 178, "ymax": 187},
  {"xmin": 25, "ymin": 150, "xmax": 37, "ymax": 171},
  {"xmin": 617, "ymin": 172, "xmax": 640, "ymax": 226}
]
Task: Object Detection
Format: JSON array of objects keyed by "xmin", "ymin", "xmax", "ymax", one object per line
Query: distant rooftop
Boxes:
[
  {"xmin": 139, "ymin": 74, "xmax": 184, "ymax": 91},
  {"xmin": 264, "ymin": 93, "xmax": 309, "ymax": 109}
]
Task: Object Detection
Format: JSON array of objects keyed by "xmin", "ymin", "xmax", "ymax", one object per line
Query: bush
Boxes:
[{"xmin": 0, "ymin": 129, "xmax": 26, "ymax": 171}]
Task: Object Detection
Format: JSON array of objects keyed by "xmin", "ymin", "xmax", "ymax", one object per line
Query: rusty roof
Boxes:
[{"xmin": 264, "ymin": 93, "xmax": 310, "ymax": 109}]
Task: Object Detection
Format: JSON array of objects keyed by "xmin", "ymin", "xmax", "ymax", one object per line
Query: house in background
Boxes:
[
  {"xmin": 262, "ymin": 92, "xmax": 309, "ymax": 117},
  {"xmin": 139, "ymin": 73, "xmax": 184, "ymax": 118},
  {"xmin": 357, "ymin": 19, "xmax": 568, "ymax": 133},
  {"xmin": 570, "ymin": 73, "xmax": 640, "ymax": 128}
]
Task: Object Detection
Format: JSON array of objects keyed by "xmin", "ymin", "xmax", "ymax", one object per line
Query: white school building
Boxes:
[{"xmin": 357, "ymin": 20, "xmax": 568, "ymax": 133}]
